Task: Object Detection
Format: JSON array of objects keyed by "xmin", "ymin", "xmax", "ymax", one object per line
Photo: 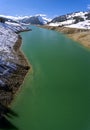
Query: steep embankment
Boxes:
[
  {"xmin": 0, "ymin": 23, "xmax": 30, "ymax": 119},
  {"xmin": 40, "ymin": 25, "xmax": 90, "ymax": 48}
]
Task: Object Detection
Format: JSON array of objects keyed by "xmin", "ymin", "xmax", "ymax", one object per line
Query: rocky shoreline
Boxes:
[
  {"xmin": 0, "ymin": 24, "xmax": 30, "ymax": 119},
  {"xmin": 40, "ymin": 25, "xmax": 90, "ymax": 48}
]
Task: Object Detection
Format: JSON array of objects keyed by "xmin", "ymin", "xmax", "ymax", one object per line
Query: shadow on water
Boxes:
[{"xmin": 0, "ymin": 104, "xmax": 19, "ymax": 130}]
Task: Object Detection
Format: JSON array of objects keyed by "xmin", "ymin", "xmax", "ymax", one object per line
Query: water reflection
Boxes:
[{"xmin": 0, "ymin": 104, "xmax": 18, "ymax": 130}]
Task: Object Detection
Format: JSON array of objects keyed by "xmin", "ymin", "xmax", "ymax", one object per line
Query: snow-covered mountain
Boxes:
[
  {"xmin": 48, "ymin": 11, "xmax": 90, "ymax": 29},
  {"xmin": 18, "ymin": 14, "xmax": 51, "ymax": 25},
  {"xmin": 1, "ymin": 11, "xmax": 90, "ymax": 28},
  {"xmin": 0, "ymin": 14, "xmax": 51, "ymax": 25}
]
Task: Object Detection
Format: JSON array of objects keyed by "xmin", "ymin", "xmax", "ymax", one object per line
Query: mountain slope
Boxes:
[{"xmin": 48, "ymin": 11, "xmax": 90, "ymax": 29}]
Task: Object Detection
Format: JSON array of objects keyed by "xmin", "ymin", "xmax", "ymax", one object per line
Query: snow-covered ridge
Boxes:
[
  {"xmin": 0, "ymin": 20, "xmax": 30, "ymax": 62},
  {"xmin": 0, "ymin": 23, "xmax": 18, "ymax": 61},
  {"xmin": 48, "ymin": 11, "xmax": 90, "ymax": 29},
  {"xmin": 38, "ymin": 15, "xmax": 51, "ymax": 24},
  {"xmin": 0, "ymin": 14, "xmax": 31, "ymax": 20},
  {"xmin": 5, "ymin": 21, "xmax": 30, "ymax": 32}
]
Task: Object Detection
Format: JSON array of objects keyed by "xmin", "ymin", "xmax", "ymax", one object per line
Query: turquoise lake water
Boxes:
[{"xmin": 7, "ymin": 26, "xmax": 90, "ymax": 130}]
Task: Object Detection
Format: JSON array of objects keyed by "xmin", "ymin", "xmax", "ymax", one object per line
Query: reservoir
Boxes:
[{"xmin": 9, "ymin": 26, "xmax": 90, "ymax": 130}]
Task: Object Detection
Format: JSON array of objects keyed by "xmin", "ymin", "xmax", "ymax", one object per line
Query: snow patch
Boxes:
[
  {"xmin": 49, "ymin": 19, "xmax": 75, "ymax": 26},
  {"xmin": 65, "ymin": 20, "xmax": 90, "ymax": 29}
]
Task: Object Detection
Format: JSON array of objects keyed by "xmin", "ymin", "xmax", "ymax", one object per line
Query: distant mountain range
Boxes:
[
  {"xmin": 0, "ymin": 11, "xmax": 90, "ymax": 29},
  {"xmin": 0, "ymin": 14, "xmax": 51, "ymax": 25}
]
